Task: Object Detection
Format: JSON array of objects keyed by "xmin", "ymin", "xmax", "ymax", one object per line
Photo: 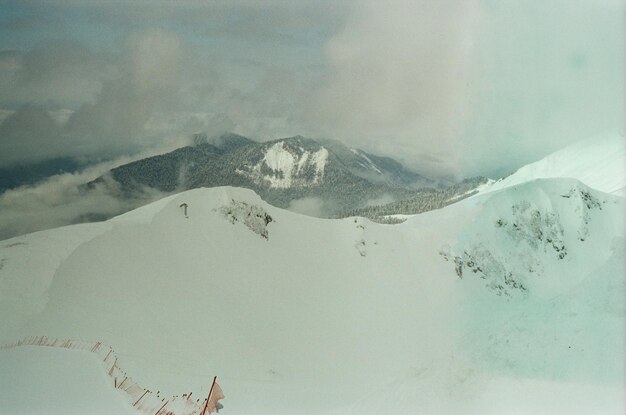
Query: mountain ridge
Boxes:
[
  {"xmin": 89, "ymin": 133, "xmax": 444, "ymax": 217},
  {"xmin": 476, "ymin": 133, "xmax": 625, "ymax": 197}
]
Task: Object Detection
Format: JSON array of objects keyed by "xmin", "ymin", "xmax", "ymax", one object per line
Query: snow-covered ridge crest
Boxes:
[
  {"xmin": 236, "ymin": 141, "xmax": 329, "ymax": 189},
  {"xmin": 478, "ymin": 134, "xmax": 626, "ymax": 197}
]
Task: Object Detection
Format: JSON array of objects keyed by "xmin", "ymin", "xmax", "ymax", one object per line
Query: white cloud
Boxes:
[
  {"xmin": 0, "ymin": 43, "xmax": 114, "ymax": 108},
  {"xmin": 459, "ymin": 0, "xmax": 625, "ymax": 177},
  {"xmin": 0, "ymin": 158, "xmax": 169, "ymax": 240},
  {"xmin": 287, "ymin": 197, "xmax": 325, "ymax": 217},
  {"xmin": 309, "ymin": 0, "xmax": 624, "ymax": 178},
  {"xmin": 309, "ymin": 0, "xmax": 480, "ymax": 176}
]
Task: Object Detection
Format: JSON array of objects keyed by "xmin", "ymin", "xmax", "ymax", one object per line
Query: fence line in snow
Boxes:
[{"xmin": 1, "ymin": 336, "xmax": 215, "ymax": 415}]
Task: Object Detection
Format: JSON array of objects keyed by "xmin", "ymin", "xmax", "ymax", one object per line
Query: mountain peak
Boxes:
[
  {"xmin": 192, "ymin": 131, "xmax": 254, "ymax": 152},
  {"xmin": 271, "ymin": 135, "xmax": 321, "ymax": 150}
]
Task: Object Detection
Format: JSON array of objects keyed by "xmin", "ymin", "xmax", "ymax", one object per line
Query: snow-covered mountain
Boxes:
[
  {"xmin": 1, "ymin": 134, "xmax": 624, "ymax": 414},
  {"xmin": 317, "ymin": 138, "xmax": 439, "ymax": 189},
  {"xmin": 234, "ymin": 137, "xmax": 330, "ymax": 189},
  {"xmin": 90, "ymin": 134, "xmax": 436, "ymax": 217},
  {"xmin": 342, "ymin": 133, "xmax": 625, "ymax": 221}
]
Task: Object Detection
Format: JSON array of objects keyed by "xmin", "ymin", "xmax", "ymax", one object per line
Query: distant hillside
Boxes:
[
  {"xmin": 89, "ymin": 133, "xmax": 449, "ymax": 216},
  {"xmin": 317, "ymin": 138, "xmax": 440, "ymax": 189},
  {"xmin": 337, "ymin": 176, "xmax": 488, "ymax": 222}
]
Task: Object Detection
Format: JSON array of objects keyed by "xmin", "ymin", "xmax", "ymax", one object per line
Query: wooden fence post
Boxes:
[
  {"xmin": 155, "ymin": 400, "xmax": 169, "ymax": 415},
  {"xmin": 200, "ymin": 376, "xmax": 217, "ymax": 415},
  {"xmin": 133, "ymin": 390, "xmax": 149, "ymax": 407}
]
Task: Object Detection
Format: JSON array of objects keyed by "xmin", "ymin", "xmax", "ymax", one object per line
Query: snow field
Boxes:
[
  {"xmin": 0, "ymin": 346, "xmax": 136, "ymax": 415},
  {"xmin": 1, "ymin": 336, "xmax": 215, "ymax": 415},
  {"xmin": 0, "ymin": 134, "xmax": 624, "ymax": 414}
]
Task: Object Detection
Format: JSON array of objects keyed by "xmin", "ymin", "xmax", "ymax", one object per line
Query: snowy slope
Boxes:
[
  {"xmin": 0, "ymin": 346, "xmax": 137, "ymax": 415},
  {"xmin": 478, "ymin": 134, "xmax": 625, "ymax": 196},
  {"xmin": 0, "ymin": 179, "xmax": 623, "ymax": 414}
]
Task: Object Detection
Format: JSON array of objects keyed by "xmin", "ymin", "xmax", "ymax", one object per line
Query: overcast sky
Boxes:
[{"xmin": 0, "ymin": 0, "xmax": 623, "ymax": 178}]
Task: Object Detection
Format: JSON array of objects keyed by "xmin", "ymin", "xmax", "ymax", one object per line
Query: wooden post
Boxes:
[
  {"xmin": 180, "ymin": 203, "xmax": 189, "ymax": 218},
  {"xmin": 154, "ymin": 400, "xmax": 169, "ymax": 415},
  {"xmin": 133, "ymin": 390, "xmax": 149, "ymax": 407},
  {"xmin": 200, "ymin": 376, "xmax": 217, "ymax": 415},
  {"xmin": 109, "ymin": 359, "xmax": 117, "ymax": 376}
]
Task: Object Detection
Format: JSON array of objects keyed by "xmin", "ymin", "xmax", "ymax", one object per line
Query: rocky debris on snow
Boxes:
[{"xmin": 219, "ymin": 199, "xmax": 273, "ymax": 240}]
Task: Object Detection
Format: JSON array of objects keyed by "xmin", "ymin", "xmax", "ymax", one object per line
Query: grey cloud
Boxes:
[
  {"xmin": 0, "ymin": 107, "xmax": 65, "ymax": 166},
  {"xmin": 2, "ymin": 1, "xmax": 622, "ymax": 179},
  {"xmin": 0, "ymin": 42, "xmax": 113, "ymax": 108},
  {"xmin": 0, "ymin": 2, "xmax": 344, "ymax": 168},
  {"xmin": 0, "ymin": 22, "xmax": 324, "ymax": 167},
  {"xmin": 0, "ymin": 30, "xmax": 202, "ymax": 167},
  {"xmin": 63, "ymin": 29, "xmax": 187, "ymax": 148}
]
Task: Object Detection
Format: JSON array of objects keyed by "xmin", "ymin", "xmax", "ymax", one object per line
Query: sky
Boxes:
[{"xmin": 0, "ymin": 0, "xmax": 623, "ymax": 180}]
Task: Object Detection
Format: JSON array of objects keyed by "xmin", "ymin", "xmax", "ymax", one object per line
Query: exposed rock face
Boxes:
[
  {"xmin": 235, "ymin": 140, "xmax": 329, "ymax": 189},
  {"xmin": 440, "ymin": 180, "xmax": 613, "ymax": 297},
  {"xmin": 219, "ymin": 198, "xmax": 273, "ymax": 240}
]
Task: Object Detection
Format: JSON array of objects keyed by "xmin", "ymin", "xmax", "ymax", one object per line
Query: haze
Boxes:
[{"xmin": 0, "ymin": 0, "xmax": 622, "ymax": 179}]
